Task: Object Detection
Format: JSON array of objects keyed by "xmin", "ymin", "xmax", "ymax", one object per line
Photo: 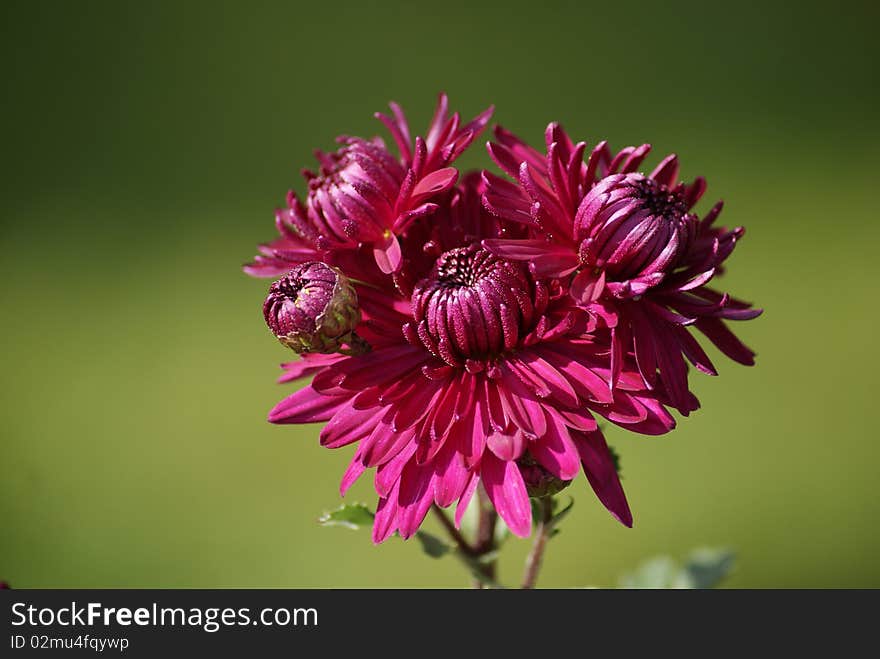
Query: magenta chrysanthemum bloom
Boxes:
[
  {"xmin": 244, "ymin": 94, "xmax": 493, "ymax": 277},
  {"xmin": 243, "ymin": 96, "xmax": 763, "ymax": 545},
  {"xmin": 253, "ymin": 156, "xmax": 677, "ymax": 540},
  {"xmin": 482, "ymin": 124, "xmax": 762, "ymax": 414}
]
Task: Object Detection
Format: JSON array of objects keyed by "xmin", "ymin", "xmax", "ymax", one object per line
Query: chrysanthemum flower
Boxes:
[
  {"xmin": 244, "ymin": 94, "xmax": 493, "ymax": 277},
  {"xmin": 260, "ymin": 173, "xmax": 677, "ymax": 542},
  {"xmin": 245, "ymin": 97, "xmax": 759, "ymax": 545},
  {"xmin": 482, "ymin": 123, "xmax": 762, "ymax": 414}
]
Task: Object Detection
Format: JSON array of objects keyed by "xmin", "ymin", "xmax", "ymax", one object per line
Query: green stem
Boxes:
[
  {"xmin": 521, "ymin": 497, "xmax": 554, "ymax": 589},
  {"xmin": 431, "ymin": 504, "xmax": 474, "ymax": 554},
  {"xmin": 431, "ymin": 489, "xmax": 500, "ymax": 588},
  {"xmin": 472, "ymin": 486, "xmax": 498, "ymax": 588}
]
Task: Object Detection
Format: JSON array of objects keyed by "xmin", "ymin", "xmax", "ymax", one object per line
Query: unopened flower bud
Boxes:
[
  {"xmin": 263, "ymin": 262, "xmax": 361, "ymax": 354},
  {"xmin": 517, "ymin": 454, "xmax": 572, "ymax": 498}
]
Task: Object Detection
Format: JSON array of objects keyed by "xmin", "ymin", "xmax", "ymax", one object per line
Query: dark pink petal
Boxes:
[
  {"xmin": 530, "ymin": 410, "xmax": 581, "ymax": 480},
  {"xmin": 373, "ymin": 233, "xmax": 402, "ymax": 274},
  {"xmin": 375, "ymin": 443, "xmax": 417, "ymax": 498},
  {"xmin": 372, "ymin": 480, "xmax": 400, "ymax": 544},
  {"xmin": 618, "ymin": 396, "xmax": 677, "ymax": 435},
  {"xmin": 481, "ymin": 238, "xmax": 557, "ymax": 261},
  {"xmin": 454, "ymin": 473, "xmax": 479, "ymax": 529},
  {"xmin": 573, "ymin": 429, "xmax": 632, "ymax": 527},
  {"xmin": 600, "ymin": 390, "xmax": 648, "ymax": 425},
  {"xmin": 268, "ymin": 386, "xmax": 348, "ymax": 424},
  {"xmin": 411, "ymin": 167, "xmax": 458, "ymax": 202},
  {"xmin": 482, "ymin": 378, "xmax": 508, "ymax": 432},
  {"xmin": 374, "ymin": 105, "xmax": 412, "ymax": 163},
  {"xmin": 465, "ymin": 395, "xmax": 489, "ymax": 466},
  {"xmin": 649, "ymin": 154, "xmax": 680, "ymax": 187},
  {"xmin": 313, "ymin": 347, "xmax": 427, "ymax": 393},
  {"xmin": 482, "ymin": 238, "xmax": 579, "ymax": 278},
  {"xmin": 537, "ymin": 345, "xmax": 614, "ymax": 404},
  {"xmin": 695, "ymin": 317, "xmax": 756, "ymax": 365},
  {"xmin": 676, "ymin": 267, "xmax": 716, "ymax": 292},
  {"xmin": 480, "ymin": 198, "xmax": 537, "ymax": 228},
  {"xmin": 392, "ymin": 378, "xmax": 444, "ymax": 432},
  {"xmin": 397, "ymin": 462, "xmax": 436, "ymax": 539},
  {"xmin": 492, "ymin": 125, "xmax": 548, "ymax": 176},
  {"xmin": 553, "ymin": 407, "xmax": 599, "ymax": 432},
  {"xmin": 510, "ymin": 354, "xmax": 579, "ymax": 408},
  {"xmin": 684, "ymin": 176, "xmax": 707, "ymax": 208},
  {"xmin": 362, "ymin": 420, "xmax": 415, "ymax": 468},
  {"xmin": 497, "ymin": 371, "xmax": 548, "ymax": 438},
  {"xmin": 340, "ymin": 456, "xmax": 366, "ymax": 496},
  {"xmin": 320, "ymin": 404, "xmax": 386, "ymax": 448},
  {"xmin": 674, "ymin": 325, "xmax": 718, "ymax": 376},
  {"xmin": 433, "ymin": 449, "xmax": 470, "ymax": 508},
  {"xmin": 425, "ymin": 93, "xmax": 450, "ymax": 150},
  {"xmin": 487, "ymin": 429, "xmax": 526, "ymax": 461},
  {"xmin": 277, "ymin": 354, "xmax": 345, "ymax": 384},
  {"xmin": 481, "ymin": 452, "xmax": 532, "ymax": 537},
  {"xmin": 570, "ymin": 268, "xmax": 606, "ymax": 303}
]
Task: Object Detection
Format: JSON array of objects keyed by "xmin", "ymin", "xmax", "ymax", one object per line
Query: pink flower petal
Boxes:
[
  {"xmin": 481, "ymin": 453, "xmax": 532, "ymax": 537},
  {"xmin": 411, "ymin": 167, "xmax": 458, "ymax": 201},
  {"xmin": 373, "ymin": 234, "xmax": 402, "ymax": 274},
  {"xmin": 573, "ymin": 429, "xmax": 632, "ymax": 527},
  {"xmin": 268, "ymin": 386, "xmax": 347, "ymax": 424}
]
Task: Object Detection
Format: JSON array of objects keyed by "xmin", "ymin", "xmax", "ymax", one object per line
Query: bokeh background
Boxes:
[{"xmin": 2, "ymin": 0, "xmax": 877, "ymax": 588}]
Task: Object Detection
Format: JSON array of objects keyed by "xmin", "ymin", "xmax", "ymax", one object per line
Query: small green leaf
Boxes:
[
  {"xmin": 682, "ymin": 548, "xmax": 736, "ymax": 589},
  {"xmin": 619, "ymin": 547, "xmax": 736, "ymax": 589},
  {"xmin": 317, "ymin": 503, "xmax": 375, "ymax": 530},
  {"xmin": 607, "ymin": 445, "xmax": 622, "ymax": 476},
  {"xmin": 530, "ymin": 498, "xmax": 543, "ymax": 524},
  {"xmin": 551, "ymin": 497, "xmax": 575, "ymax": 526},
  {"xmin": 415, "ymin": 531, "xmax": 452, "ymax": 558},
  {"xmin": 619, "ymin": 556, "xmax": 683, "ymax": 589}
]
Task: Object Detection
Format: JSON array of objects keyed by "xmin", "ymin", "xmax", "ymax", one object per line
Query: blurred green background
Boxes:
[{"xmin": 2, "ymin": 0, "xmax": 877, "ymax": 588}]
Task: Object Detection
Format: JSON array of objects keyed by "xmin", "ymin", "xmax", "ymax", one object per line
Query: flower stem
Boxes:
[
  {"xmin": 521, "ymin": 497, "xmax": 554, "ymax": 589},
  {"xmin": 472, "ymin": 487, "xmax": 498, "ymax": 588},
  {"xmin": 430, "ymin": 490, "xmax": 499, "ymax": 588},
  {"xmin": 431, "ymin": 504, "xmax": 473, "ymax": 554}
]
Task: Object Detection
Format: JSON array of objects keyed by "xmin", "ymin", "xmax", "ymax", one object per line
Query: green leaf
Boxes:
[
  {"xmin": 317, "ymin": 503, "xmax": 375, "ymax": 530},
  {"xmin": 551, "ymin": 497, "xmax": 575, "ymax": 526},
  {"xmin": 618, "ymin": 548, "xmax": 736, "ymax": 589},
  {"xmin": 415, "ymin": 531, "xmax": 452, "ymax": 558},
  {"xmin": 619, "ymin": 556, "xmax": 684, "ymax": 589},
  {"xmin": 607, "ymin": 444, "xmax": 622, "ymax": 475},
  {"xmin": 530, "ymin": 498, "xmax": 543, "ymax": 525},
  {"xmin": 682, "ymin": 548, "xmax": 736, "ymax": 589}
]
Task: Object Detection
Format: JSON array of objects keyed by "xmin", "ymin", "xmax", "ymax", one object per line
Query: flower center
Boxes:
[
  {"xmin": 408, "ymin": 245, "xmax": 535, "ymax": 366},
  {"xmin": 634, "ymin": 177, "xmax": 688, "ymax": 222}
]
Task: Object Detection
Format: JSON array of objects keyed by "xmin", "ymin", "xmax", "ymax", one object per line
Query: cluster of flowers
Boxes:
[{"xmin": 245, "ymin": 94, "xmax": 760, "ymax": 542}]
